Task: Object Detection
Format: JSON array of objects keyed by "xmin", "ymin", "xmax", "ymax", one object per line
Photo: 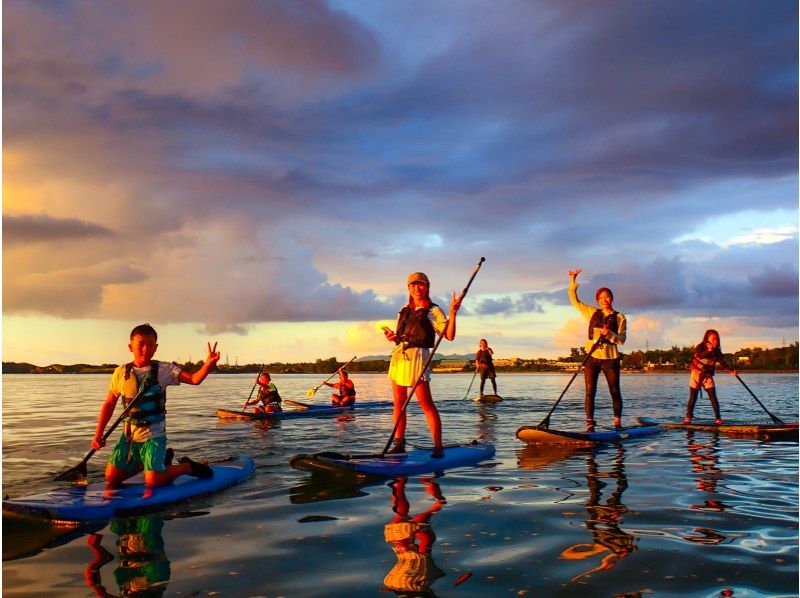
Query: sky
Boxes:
[{"xmin": 3, "ymin": 0, "xmax": 798, "ymax": 367}]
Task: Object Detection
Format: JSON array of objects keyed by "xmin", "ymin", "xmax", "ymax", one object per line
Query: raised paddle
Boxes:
[
  {"xmin": 306, "ymin": 356, "xmax": 357, "ymax": 398},
  {"xmin": 242, "ymin": 364, "xmax": 268, "ymax": 413},
  {"xmin": 382, "ymin": 257, "xmax": 486, "ymax": 456},
  {"xmin": 538, "ymin": 336, "xmax": 606, "ymax": 429},
  {"xmin": 735, "ymin": 374, "xmax": 783, "ymax": 424},
  {"xmin": 54, "ymin": 384, "xmax": 153, "ymax": 484}
]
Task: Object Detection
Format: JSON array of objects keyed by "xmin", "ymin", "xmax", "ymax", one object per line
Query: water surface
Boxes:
[{"xmin": 3, "ymin": 372, "xmax": 798, "ymax": 596}]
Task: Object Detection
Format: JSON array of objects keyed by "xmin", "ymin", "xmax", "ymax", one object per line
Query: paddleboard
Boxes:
[
  {"xmin": 216, "ymin": 400, "xmax": 389, "ymax": 421},
  {"xmin": 516, "ymin": 424, "xmax": 664, "ymax": 447},
  {"xmin": 290, "ymin": 441, "xmax": 495, "ymax": 478},
  {"xmin": 638, "ymin": 417, "xmax": 799, "ymax": 440},
  {"xmin": 473, "ymin": 394, "xmax": 503, "ymax": 403},
  {"xmin": 3, "ymin": 456, "xmax": 255, "ymax": 522}
]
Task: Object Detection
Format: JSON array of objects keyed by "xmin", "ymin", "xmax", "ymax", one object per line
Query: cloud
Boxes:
[{"xmin": 3, "ymin": 213, "xmax": 115, "ymax": 246}]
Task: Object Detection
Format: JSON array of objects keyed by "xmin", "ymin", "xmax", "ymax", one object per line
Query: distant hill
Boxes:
[{"xmin": 356, "ymin": 353, "xmax": 473, "ymax": 362}]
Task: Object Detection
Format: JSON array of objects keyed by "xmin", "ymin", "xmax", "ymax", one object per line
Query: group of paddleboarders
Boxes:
[{"xmin": 92, "ymin": 269, "xmax": 739, "ymax": 488}]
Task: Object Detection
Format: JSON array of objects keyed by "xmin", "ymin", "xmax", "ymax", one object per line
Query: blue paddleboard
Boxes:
[
  {"xmin": 3, "ymin": 456, "xmax": 255, "ymax": 522},
  {"xmin": 516, "ymin": 424, "xmax": 664, "ymax": 446},
  {"xmin": 290, "ymin": 441, "xmax": 495, "ymax": 478},
  {"xmin": 216, "ymin": 401, "xmax": 389, "ymax": 421}
]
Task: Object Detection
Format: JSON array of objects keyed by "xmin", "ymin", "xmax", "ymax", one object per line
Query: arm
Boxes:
[
  {"xmin": 178, "ymin": 341, "xmax": 220, "ymax": 385},
  {"xmin": 91, "ymin": 390, "xmax": 120, "ymax": 450},
  {"xmin": 604, "ymin": 313, "xmax": 626, "ymax": 346},
  {"xmin": 567, "ymin": 269, "xmax": 597, "ymax": 321},
  {"xmin": 443, "ymin": 291, "xmax": 462, "ymax": 341}
]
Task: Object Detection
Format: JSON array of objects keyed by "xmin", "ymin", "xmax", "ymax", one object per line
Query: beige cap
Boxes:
[{"xmin": 407, "ymin": 272, "xmax": 430, "ymax": 285}]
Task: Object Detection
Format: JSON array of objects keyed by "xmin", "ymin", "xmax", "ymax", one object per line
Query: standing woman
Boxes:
[
  {"xmin": 568, "ymin": 268, "xmax": 627, "ymax": 432},
  {"xmin": 475, "ymin": 339, "xmax": 498, "ymax": 396},
  {"xmin": 384, "ymin": 272, "xmax": 462, "ymax": 457}
]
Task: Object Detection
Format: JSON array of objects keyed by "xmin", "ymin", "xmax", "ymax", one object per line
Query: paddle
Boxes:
[
  {"xmin": 284, "ymin": 399, "xmax": 313, "ymax": 410},
  {"xmin": 735, "ymin": 374, "xmax": 783, "ymax": 424},
  {"xmin": 381, "ymin": 257, "xmax": 486, "ymax": 456},
  {"xmin": 306, "ymin": 356, "xmax": 357, "ymax": 398},
  {"xmin": 463, "ymin": 368, "xmax": 479, "ymax": 399},
  {"xmin": 538, "ymin": 336, "xmax": 605, "ymax": 429},
  {"xmin": 54, "ymin": 384, "xmax": 152, "ymax": 483},
  {"xmin": 242, "ymin": 364, "xmax": 268, "ymax": 413}
]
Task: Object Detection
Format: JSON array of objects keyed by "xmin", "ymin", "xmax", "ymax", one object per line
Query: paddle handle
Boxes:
[{"xmin": 382, "ymin": 257, "xmax": 485, "ymax": 455}]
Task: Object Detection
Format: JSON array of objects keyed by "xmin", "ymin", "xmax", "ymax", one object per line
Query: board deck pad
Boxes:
[
  {"xmin": 516, "ymin": 424, "xmax": 664, "ymax": 447},
  {"xmin": 216, "ymin": 400, "xmax": 389, "ymax": 421},
  {"xmin": 3, "ymin": 456, "xmax": 255, "ymax": 522},
  {"xmin": 638, "ymin": 416, "xmax": 798, "ymax": 440},
  {"xmin": 290, "ymin": 441, "xmax": 495, "ymax": 478}
]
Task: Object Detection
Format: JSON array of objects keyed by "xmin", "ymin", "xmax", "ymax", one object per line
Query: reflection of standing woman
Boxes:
[
  {"xmin": 476, "ymin": 339, "xmax": 498, "ymax": 396},
  {"xmin": 384, "ymin": 272, "xmax": 462, "ymax": 457},
  {"xmin": 568, "ymin": 268, "xmax": 627, "ymax": 432},
  {"xmin": 684, "ymin": 330, "xmax": 737, "ymax": 425}
]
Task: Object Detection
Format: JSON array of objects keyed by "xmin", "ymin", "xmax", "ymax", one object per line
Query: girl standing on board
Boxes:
[
  {"xmin": 684, "ymin": 329, "xmax": 737, "ymax": 424},
  {"xmin": 476, "ymin": 338, "xmax": 498, "ymax": 396},
  {"xmin": 568, "ymin": 268, "xmax": 627, "ymax": 432},
  {"xmin": 383, "ymin": 272, "xmax": 462, "ymax": 457}
]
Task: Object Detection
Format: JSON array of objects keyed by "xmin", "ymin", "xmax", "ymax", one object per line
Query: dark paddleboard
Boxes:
[
  {"xmin": 473, "ymin": 394, "xmax": 503, "ymax": 403},
  {"xmin": 3, "ymin": 456, "xmax": 255, "ymax": 522},
  {"xmin": 216, "ymin": 400, "xmax": 389, "ymax": 421},
  {"xmin": 638, "ymin": 417, "xmax": 799, "ymax": 440},
  {"xmin": 290, "ymin": 441, "xmax": 495, "ymax": 478},
  {"xmin": 516, "ymin": 424, "xmax": 664, "ymax": 447}
]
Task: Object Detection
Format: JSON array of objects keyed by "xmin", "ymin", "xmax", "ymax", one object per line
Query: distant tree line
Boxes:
[{"xmin": 4, "ymin": 342, "xmax": 797, "ymax": 374}]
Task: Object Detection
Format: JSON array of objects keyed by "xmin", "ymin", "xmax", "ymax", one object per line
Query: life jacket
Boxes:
[
  {"xmin": 691, "ymin": 347, "xmax": 721, "ymax": 376},
  {"xmin": 396, "ymin": 304, "xmax": 438, "ymax": 348},
  {"xmin": 476, "ymin": 349, "xmax": 493, "ymax": 367},
  {"xmin": 122, "ymin": 361, "xmax": 167, "ymax": 426},
  {"xmin": 258, "ymin": 384, "xmax": 281, "ymax": 404},
  {"xmin": 588, "ymin": 310, "xmax": 619, "ymax": 342},
  {"xmin": 340, "ymin": 380, "xmax": 356, "ymax": 398}
]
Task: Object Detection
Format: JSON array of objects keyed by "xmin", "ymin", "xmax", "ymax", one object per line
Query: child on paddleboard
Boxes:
[
  {"xmin": 383, "ymin": 271, "xmax": 462, "ymax": 457},
  {"xmin": 568, "ymin": 268, "xmax": 627, "ymax": 432},
  {"xmin": 91, "ymin": 323, "xmax": 220, "ymax": 486},
  {"xmin": 246, "ymin": 372, "xmax": 282, "ymax": 413},
  {"xmin": 324, "ymin": 368, "xmax": 356, "ymax": 406},
  {"xmin": 475, "ymin": 338, "xmax": 498, "ymax": 396},
  {"xmin": 684, "ymin": 329, "xmax": 737, "ymax": 424}
]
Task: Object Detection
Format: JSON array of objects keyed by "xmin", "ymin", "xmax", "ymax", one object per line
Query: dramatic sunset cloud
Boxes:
[{"xmin": 3, "ymin": 0, "xmax": 797, "ymax": 364}]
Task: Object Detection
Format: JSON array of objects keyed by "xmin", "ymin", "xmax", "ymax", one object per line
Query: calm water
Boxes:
[{"xmin": 3, "ymin": 372, "xmax": 798, "ymax": 597}]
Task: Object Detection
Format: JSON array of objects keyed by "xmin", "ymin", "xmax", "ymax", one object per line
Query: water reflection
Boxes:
[
  {"xmin": 561, "ymin": 446, "xmax": 637, "ymax": 581},
  {"xmin": 382, "ymin": 477, "xmax": 446, "ymax": 597},
  {"xmin": 84, "ymin": 516, "xmax": 170, "ymax": 597},
  {"xmin": 685, "ymin": 432, "xmax": 729, "ymax": 512},
  {"xmin": 475, "ymin": 403, "xmax": 498, "ymax": 444}
]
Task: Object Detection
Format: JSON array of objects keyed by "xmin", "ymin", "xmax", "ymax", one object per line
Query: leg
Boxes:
[
  {"xmin": 685, "ymin": 387, "xmax": 699, "ymax": 422},
  {"xmin": 705, "ymin": 385, "xmax": 722, "ymax": 422},
  {"xmin": 390, "ymin": 382, "xmax": 408, "ymax": 451},
  {"xmin": 479, "ymin": 370, "xmax": 487, "ymax": 395},
  {"xmin": 584, "ymin": 357, "xmax": 601, "ymax": 430},
  {"xmin": 602, "ymin": 359, "xmax": 623, "ymax": 426},
  {"xmin": 490, "ymin": 372, "xmax": 497, "ymax": 394},
  {"xmin": 414, "ymin": 381, "xmax": 443, "ymax": 452}
]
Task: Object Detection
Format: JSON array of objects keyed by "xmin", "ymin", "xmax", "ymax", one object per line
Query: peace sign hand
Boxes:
[{"xmin": 205, "ymin": 341, "xmax": 221, "ymax": 367}]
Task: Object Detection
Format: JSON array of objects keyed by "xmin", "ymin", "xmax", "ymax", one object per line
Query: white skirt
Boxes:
[{"xmin": 388, "ymin": 344, "xmax": 432, "ymax": 387}]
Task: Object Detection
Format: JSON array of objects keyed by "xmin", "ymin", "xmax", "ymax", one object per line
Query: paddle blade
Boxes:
[
  {"xmin": 53, "ymin": 461, "xmax": 89, "ymax": 485},
  {"xmin": 306, "ymin": 387, "xmax": 316, "ymax": 398}
]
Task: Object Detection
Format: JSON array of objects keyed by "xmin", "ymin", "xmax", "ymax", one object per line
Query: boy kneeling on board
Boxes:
[
  {"xmin": 91, "ymin": 323, "xmax": 220, "ymax": 486},
  {"xmin": 246, "ymin": 372, "xmax": 282, "ymax": 413}
]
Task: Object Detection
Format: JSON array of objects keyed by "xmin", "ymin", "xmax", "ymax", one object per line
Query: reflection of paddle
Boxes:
[
  {"xmin": 538, "ymin": 337, "xmax": 605, "ymax": 429},
  {"xmin": 54, "ymin": 385, "xmax": 151, "ymax": 483},
  {"xmin": 307, "ymin": 356, "xmax": 357, "ymax": 398},
  {"xmin": 382, "ymin": 257, "xmax": 486, "ymax": 456},
  {"xmin": 463, "ymin": 369, "xmax": 479, "ymax": 399},
  {"xmin": 735, "ymin": 374, "xmax": 783, "ymax": 424},
  {"xmin": 242, "ymin": 364, "xmax": 267, "ymax": 413}
]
